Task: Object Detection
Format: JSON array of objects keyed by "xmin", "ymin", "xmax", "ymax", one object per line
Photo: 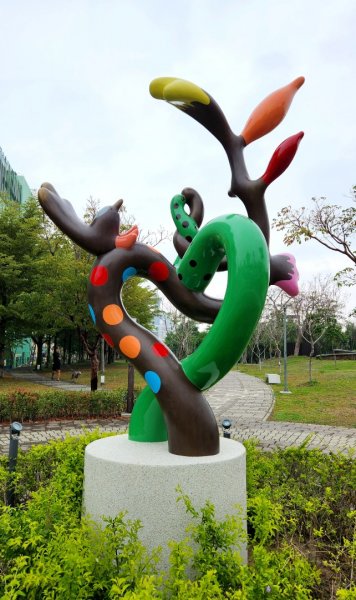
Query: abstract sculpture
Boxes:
[{"xmin": 38, "ymin": 75, "xmax": 303, "ymax": 457}]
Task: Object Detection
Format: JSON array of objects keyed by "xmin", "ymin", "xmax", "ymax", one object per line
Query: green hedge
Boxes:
[
  {"xmin": 0, "ymin": 434, "xmax": 355, "ymax": 598},
  {"xmin": 0, "ymin": 388, "xmax": 129, "ymax": 422}
]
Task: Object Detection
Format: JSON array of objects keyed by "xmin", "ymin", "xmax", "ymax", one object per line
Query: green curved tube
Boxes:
[{"xmin": 129, "ymin": 214, "xmax": 269, "ymax": 442}]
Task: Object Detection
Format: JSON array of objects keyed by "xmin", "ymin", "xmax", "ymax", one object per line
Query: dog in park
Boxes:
[{"xmin": 71, "ymin": 370, "xmax": 82, "ymax": 381}]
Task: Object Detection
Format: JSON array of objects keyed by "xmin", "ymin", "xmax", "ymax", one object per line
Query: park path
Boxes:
[{"xmin": 0, "ymin": 370, "xmax": 355, "ymax": 455}]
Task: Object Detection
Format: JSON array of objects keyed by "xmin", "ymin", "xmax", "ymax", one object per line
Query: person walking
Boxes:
[{"xmin": 52, "ymin": 350, "xmax": 61, "ymax": 381}]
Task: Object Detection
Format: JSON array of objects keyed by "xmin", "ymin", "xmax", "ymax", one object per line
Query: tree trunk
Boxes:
[
  {"xmin": 107, "ymin": 346, "xmax": 114, "ymax": 364},
  {"xmin": 67, "ymin": 332, "xmax": 72, "ymax": 365},
  {"xmin": 46, "ymin": 337, "xmax": 51, "ymax": 368},
  {"xmin": 0, "ymin": 346, "xmax": 5, "ymax": 378},
  {"xmin": 79, "ymin": 334, "xmax": 84, "ymax": 362},
  {"xmin": 294, "ymin": 329, "xmax": 303, "ymax": 356},
  {"xmin": 240, "ymin": 350, "xmax": 247, "ymax": 364},
  {"xmin": 34, "ymin": 336, "xmax": 44, "ymax": 370},
  {"xmin": 308, "ymin": 343, "xmax": 315, "ymax": 384},
  {"xmin": 0, "ymin": 320, "xmax": 6, "ymax": 377},
  {"xmin": 90, "ymin": 351, "xmax": 99, "ymax": 391},
  {"xmin": 127, "ymin": 363, "xmax": 135, "ymax": 412}
]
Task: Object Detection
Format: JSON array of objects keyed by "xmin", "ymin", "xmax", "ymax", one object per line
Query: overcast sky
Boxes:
[{"xmin": 1, "ymin": 0, "xmax": 355, "ymax": 314}]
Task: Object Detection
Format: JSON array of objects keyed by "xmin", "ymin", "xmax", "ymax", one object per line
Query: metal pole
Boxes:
[
  {"xmin": 280, "ymin": 306, "xmax": 291, "ymax": 394},
  {"xmin": 100, "ymin": 336, "xmax": 105, "ymax": 386}
]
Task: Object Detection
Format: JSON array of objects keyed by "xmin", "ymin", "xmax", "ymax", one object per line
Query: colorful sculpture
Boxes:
[{"xmin": 38, "ymin": 75, "xmax": 303, "ymax": 457}]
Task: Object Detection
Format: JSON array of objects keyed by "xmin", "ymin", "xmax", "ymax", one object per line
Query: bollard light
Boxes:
[
  {"xmin": 6, "ymin": 421, "xmax": 23, "ymax": 507},
  {"xmin": 222, "ymin": 419, "xmax": 232, "ymax": 439}
]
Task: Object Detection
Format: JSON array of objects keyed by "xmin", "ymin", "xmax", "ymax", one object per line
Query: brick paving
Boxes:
[{"xmin": 0, "ymin": 370, "xmax": 355, "ymax": 456}]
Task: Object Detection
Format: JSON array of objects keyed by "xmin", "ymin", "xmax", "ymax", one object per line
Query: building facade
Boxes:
[
  {"xmin": 1, "ymin": 147, "xmax": 33, "ymax": 367},
  {"xmin": 0, "ymin": 147, "xmax": 31, "ymax": 204}
]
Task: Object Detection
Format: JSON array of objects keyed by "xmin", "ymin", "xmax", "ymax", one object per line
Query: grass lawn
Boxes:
[
  {"xmin": 0, "ymin": 377, "xmax": 45, "ymax": 393},
  {"xmin": 2, "ymin": 357, "xmax": 355, "ymax": 428},
  {"xmin": 0, "ymin": 361, "xmax": 145, "ymax": 391},
  {"xmin": 236, "ymin": 356, "xmax": 356, "ymax": 428},
  {"xmin": 54, "ymin": 361, "xmax": 145, "ymax": 390}
]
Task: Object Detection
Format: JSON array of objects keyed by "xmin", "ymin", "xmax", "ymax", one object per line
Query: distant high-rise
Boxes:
[
  {"xmin": 1, "ymin": 147, "xmax": 33, "ymax": 368},
  {"xmin": 0, "ymin": 147, "xmax": 31, "ymax": 203}
]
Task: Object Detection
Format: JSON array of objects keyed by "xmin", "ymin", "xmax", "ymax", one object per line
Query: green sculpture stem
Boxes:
[{"xmin": 129, "ymin": 213, "xmax": 269, "ymax": 442}]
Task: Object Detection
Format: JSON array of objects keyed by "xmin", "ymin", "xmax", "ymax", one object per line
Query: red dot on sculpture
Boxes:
[
  {"xmin": 152, "ymin": 342, "xmax": 169, "ymax": 357},
  {"xmin": 102, "ymin": 333, "xmax": 114, "ymax": 348},
  {"xmin": 148, "ymin": 261, "xmax": 169, "ymax": 282},
  {"xmin": 90, "ymin": 265, "xmax": 109, "ymax": 286}
]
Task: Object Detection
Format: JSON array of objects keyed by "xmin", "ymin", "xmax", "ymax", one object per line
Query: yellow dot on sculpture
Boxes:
[
  {"xmin": 102, "ymin": 304, "xmax": 124, "ymax": 325},
  {"xmin": 119, "ymin": 335, "xmax": 141, "ymax": 359}
]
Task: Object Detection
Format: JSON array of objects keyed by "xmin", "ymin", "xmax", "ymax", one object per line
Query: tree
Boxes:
[
  {"xmin": 164, "ymin": 312, "xmax": 208, "ymax": 360},
  {"xmin": 121, "ymin": 278, "xmax": 159, "ymax": 330},
  {"xmin": 289, "ymin": 276, "xmax": 342, "ymax": 382},
  {"xmin": 0, "ymin": 193, "xmax": 160, "ymax": 383},
  {"xmin": 273, "ymin": 190, "xmax": 356, "ymax": 286},
  {"xmin": 343, "ymin": 321, "xmax": 356, "ymax": 350},
  {"xmin": 262, "ymin": 289, "xmax": 288, "ymax": 360},
  {"xmin": 244, "ymin": 318, "xmax": 268, "ymax": 366},
  {"xmin": 0, "ymin": 195, "xmax": 51, "ymax": 375},
  {"xmin": 53, "ymin": 201, "xmax": 160, "ymax": 388}
]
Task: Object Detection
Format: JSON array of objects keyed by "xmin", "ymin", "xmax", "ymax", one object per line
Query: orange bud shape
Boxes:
[
  {"xmin": 115, "ymin": 225, "xmax": 139, "ymax": 249},
  {"xmin": 240, "ymin": 77, "xmax": 305, "ymax": 145},
  {"xmin": 261, "ymin": 132, "xmax": 304, "ymax": 186}
]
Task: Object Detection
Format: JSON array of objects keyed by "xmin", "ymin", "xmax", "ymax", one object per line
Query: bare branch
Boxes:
[{"xmin": 273, "ymin": 195, "xmax": 356, "ymax": 281}]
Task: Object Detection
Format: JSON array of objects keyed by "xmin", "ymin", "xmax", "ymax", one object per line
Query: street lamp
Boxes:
[
  {"xmin": 221, "ymin": 419, "xmax": 232, "ymax": 438},
  {"xmin": 100, "ymin": 336, "xmax": 105, "ymax": 386}
]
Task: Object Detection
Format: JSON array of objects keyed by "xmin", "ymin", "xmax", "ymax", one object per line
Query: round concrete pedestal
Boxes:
[{"xmin": 83, "ymin": 435, "xmax": 246, "ymax": 567}]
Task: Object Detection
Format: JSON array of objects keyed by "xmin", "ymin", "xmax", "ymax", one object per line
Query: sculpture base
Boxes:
[{"xmin": 83, "ymin": 435, "xmax": 247, "ymax": 568}]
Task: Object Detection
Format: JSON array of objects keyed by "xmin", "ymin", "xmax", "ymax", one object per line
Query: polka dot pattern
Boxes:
[
  {"xmin": 148, "ymin": 261, "xmax": 169, "ymax": 282},
  {"xmin": 122, "ymin": 266, "xmax": 137, "ymax": 282},
  {"xmin": 144, "ymin": 370, "xmax": 161, "ymax": 394},
  {"xmin": 103, "ymin": 304, "xmax": 124, "ymax": 325},
  {"xmin": 88, "ymin": 304, "xmax": 96, "ymax": 324},
  {"xmin": 102, "ymin": 333, "xmax": 114, "ymax": 348},
  {"xmin": 152, "ymin": 342, "xmax": 169, "ymax": 357},
  {"xmin": 119, "ymin": 335, "xmax": 141, "ymax": 358},
  {"xmin": 90, "ymin": 265, "xmax": 109, "ymax": 286}
]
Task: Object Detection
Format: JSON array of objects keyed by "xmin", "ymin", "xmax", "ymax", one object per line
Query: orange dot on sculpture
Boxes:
[
  {"xmin": 102, "ymin": 304, "xmax": 124, "ymax": 325},
  {"xmin": 119, "ymin": 335, "xmax": 141, "ymax": 359}
]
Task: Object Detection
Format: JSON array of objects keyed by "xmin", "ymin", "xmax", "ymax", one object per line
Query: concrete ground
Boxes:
[{"xmin": 0, "ymin": 370, "xmax": 355, "ymax": 455}]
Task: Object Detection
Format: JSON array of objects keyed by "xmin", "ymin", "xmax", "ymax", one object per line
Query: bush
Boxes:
[
  {"xmin": 0, "ymin": 434, "xmax": 354, "ymax": 598},
  {"xmin": 0, "ymin": 388, "xmax": 128, "ymax": 422},
  {"xmin": 245, "ymin": 439, "xmax": 356, "ymax": 598}
]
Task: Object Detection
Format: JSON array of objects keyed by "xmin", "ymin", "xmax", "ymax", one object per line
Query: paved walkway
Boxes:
[
  {"xmin": 1, "ymin": 371, "xmax": 355, "ymax": 455},
  {"xmin": 9, "ymin": 370, "xmax": 91, "ymax": 392}
]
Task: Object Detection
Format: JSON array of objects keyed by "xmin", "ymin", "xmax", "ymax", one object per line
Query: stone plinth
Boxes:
[{"xmin": 83, "ymin": 435, "xmax": 246, "ymax": 567}]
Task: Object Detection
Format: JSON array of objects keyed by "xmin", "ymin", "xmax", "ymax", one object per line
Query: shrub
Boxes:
[
  {"xmin": 0, "ymin": 434, "xmax": 354, "ymax": 598},
  {"xmin": 245, "ymin": 439, "xmax": 356, "ymax": 598},
  {"xmin": 0, "ymin": 388, "xmax": 128, "ymax": 422}
]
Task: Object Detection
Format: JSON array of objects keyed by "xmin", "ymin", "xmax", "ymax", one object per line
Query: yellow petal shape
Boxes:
[
  {"xmin": 149, "ymin": 77, "xmax": 210, "ymax": 106},
  {"xmin": 240, "ymin": 76, "xmax": 305, "ymax": 145},
  {"xmin": 149, "ymin": 77, "xmax": 178, "ymax": 99}
]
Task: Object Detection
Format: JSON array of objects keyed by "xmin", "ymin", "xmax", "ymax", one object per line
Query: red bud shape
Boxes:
[{"xmin": 261, "ymin": 132, "xmax": 304, "ymax": 186}]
